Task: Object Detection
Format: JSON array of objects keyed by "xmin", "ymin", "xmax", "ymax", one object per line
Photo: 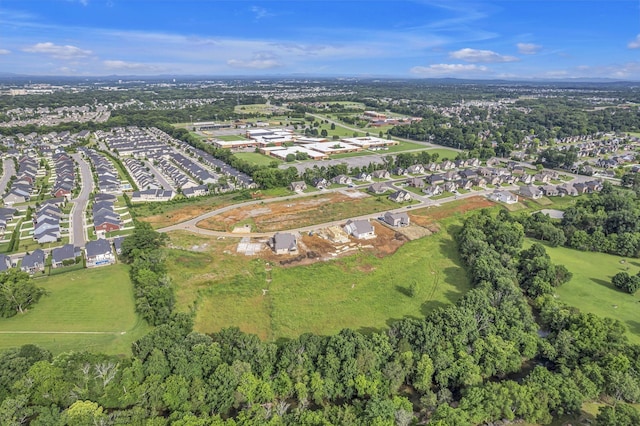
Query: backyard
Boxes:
[{"xmin": 0, "ymin": 264, "xmax": 150, "ymax": 355}]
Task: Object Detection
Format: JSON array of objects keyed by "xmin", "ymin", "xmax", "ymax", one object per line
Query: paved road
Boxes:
[
  {"xmin": 0, "ymin": 158, "xmax": 16, "ymax": 196},
  {"xmin": 144, "ymin": 160, "xmax": 174, "ymax": 191},
  {"xmin": 70, "ymin": 153, "xmax": 94, "ymax": 247},
  {"xmin": 157, "ymin": 182, "xmax": 514, "ymax": 238}
]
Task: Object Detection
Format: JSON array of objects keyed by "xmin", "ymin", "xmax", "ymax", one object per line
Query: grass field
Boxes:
[
  {"xmin": 234, "ymin": 152, "xmax": 280, "ymax": 166},
  {"xmin": 0, "ymin": 264, "xmax": 150, "ymax": 355},
  {"xmin": 167, "ymin": 219, "xmax": 470, "ymax": 341},
  {"xmin": 424, "ymin": 147, "xmax": 460, "ymax": 160},
  {"xmin": 529, "ymin": 241, "xmax": 640, "ymax": 344}
]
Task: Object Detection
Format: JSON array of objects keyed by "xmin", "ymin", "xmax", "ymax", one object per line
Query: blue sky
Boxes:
[{"xmin": 1, "ymin": 0, "xmax": 640, "ymax": 79}]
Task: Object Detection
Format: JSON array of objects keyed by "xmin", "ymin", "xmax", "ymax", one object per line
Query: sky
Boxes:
[{"xmin": 1, "ymin": 0, "xmax": 640, "ymax": 80}]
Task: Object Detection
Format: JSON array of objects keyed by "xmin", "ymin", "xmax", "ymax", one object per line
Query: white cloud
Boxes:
[
  {"xmin": 0, "ymin": 49, "xmax": 10, "ymax": 54},
  {"xmin": 250, "ymin": 6, "xmax": 274, "ymax": 20},
  {"xmin": 628, "ymin": 34, "xmax": 640, "ymax": 49},
  {"xmin": 410, "ymin": 63, "xmax": 488, "ymax": 76},
  {"xmin": 517, "ymin": 43, "xmax": 542, "ymax": 55},
  {"xmin": 227, "ymin": 52, "xmax": 282, "ymax": 69},
  {"xmin": 449, "ymin": 48, "xmax": 518, "ymax": 63},
  {"xmin": 23, "ymin": 42, "xmax": 92, "ymax": 59},
  {"xmin": 103, "ymin": 60, "xmax": 164, "ymax": 72}
]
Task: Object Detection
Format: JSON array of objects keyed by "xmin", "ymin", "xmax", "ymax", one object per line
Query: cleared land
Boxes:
[
  {"xmin": 197, "ymin": 190, "xmax": 404, "ymax": 232},
  {"xmin": 166, "ymin": 217, "xmax": 470, "ymax": 341},
  {"xmin": 165, "ymin": 196, "xmax": 495, "ymax": 340},
  {"xmin": 0, "ymin": 264, "xmax": 150, "ymax": 355},
  {"xmin": 538, "ymin": 243, "xmax": 640, "ymax": 344}
]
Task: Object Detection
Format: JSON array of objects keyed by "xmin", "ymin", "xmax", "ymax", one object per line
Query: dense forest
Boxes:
[{"xmin": 1, "ymin": 210, "xmax": 639, "ymax": 425}]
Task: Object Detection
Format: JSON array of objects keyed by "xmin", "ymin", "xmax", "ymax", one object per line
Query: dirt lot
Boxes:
[
  {"xmin": 197, "ymin": 191, "xmax": 395, "ymax": 233},
  {"xmin": 409, "ymin": 196, "xmax": 495, "ymax": 227},
  {"xmin": 259, "ymin": 221, "xmax": 411, "ymax": 267}
]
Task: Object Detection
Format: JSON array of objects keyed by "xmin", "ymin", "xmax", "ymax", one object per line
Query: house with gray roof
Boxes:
[
  {"xmin": 85, "ymin": 239, "xmax": 115, "ymax": 267},
  {"xmin": 344, "ymin": 219, "xmax": 376, "ymax": 240},
  {"xmin": 21, "ymin": 249, "xmax": 45, "ymax": 274},
  {"xmin": 383, "ymin": 212, "xmax": 410, "ymax": 227},
  {"xmin": 0, "ymin": 254, "xmax": 12, "ymax": 272},
  {"xmin": 269, "ymin": 232, "xmax": 298, "ymax": 255},
  {"xmin": 51, "ymin": 244, "xmax": 80, "ymax": 268}
]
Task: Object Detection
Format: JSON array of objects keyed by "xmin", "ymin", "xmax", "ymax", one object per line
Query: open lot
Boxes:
[
  {"xmin": 197, "ymin": 190, "xmax": 404, "ymax": 232},
  {"xmin": 166, "ymin": 216, "xmax": 471, "ymax": 341},
  {"xmin": 234, "ymin": 151, "xmax": 280, "ymax": 166},
  {"xmin": 0, "ymin": 264, "xmax": 150, "ymax": 355},
  {"xmin": 537, "ymin": 242, "xmax": 640, "ymax": 344}
]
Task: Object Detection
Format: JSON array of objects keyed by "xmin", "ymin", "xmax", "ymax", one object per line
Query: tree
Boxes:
[
  {"xmin": 120, "ymin": 222, "xmax": 168, "ymax": 264},
  {"xmin": 0, "ymin": 269, "xmax": 46, "ymax": 317},
  {"xmin": 612, "ymin": 272, "xmax": 640, "ymax": 294}
]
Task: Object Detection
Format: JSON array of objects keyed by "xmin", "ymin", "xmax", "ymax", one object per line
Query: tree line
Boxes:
[{"xmin": 1, "ymin": 209, "xmax": 639, "ymax": 424}]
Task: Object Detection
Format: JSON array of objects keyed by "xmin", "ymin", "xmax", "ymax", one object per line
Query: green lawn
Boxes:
[
  {"xmin": 168, "ymin": 220, "xmax": 470, "ymax": 341},
  {"xmin": 531, "ymin": 242, "xmax": 640, "ymax": 344},
  {"xmin": 234, "ymin": 152, "xmax": 280, "ymax": 166},
  {"xmin": 0, "ymin": 264, "xmax": 150, "ymax": 355},
  {"xmin": 217, "ymin": 134, "xmax": 249, "ymax": 141},
  {"xmin": 424, "ymin": 148, "xmax": 460, "ymax": 160}
]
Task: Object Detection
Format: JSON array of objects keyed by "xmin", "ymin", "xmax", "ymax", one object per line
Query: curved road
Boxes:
[{"xmin": 158, "ymin": 183, "xmax": 513, "ymax": 238}]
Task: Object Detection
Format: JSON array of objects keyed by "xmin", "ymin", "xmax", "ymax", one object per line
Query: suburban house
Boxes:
[
  {"xmin": 85, "ymin": 239, "xmax": 115, "ymax": 267},
  {"xmin": 269, "ymin": 232, "xmax": 298, "ymax": 255},
  {"xmin": 21, "ymin": 249, "xmax": 45, "ymax": 274},
  {"xmin": 51, "ymin": 244, "xmax": 80, "ymax": 268},
  {"xmin": 289, "ymin": 181, "xmax": 307, "ymax": 192},
  {"xmin": 423, "ymin": 185, "xmax": 443, "ymax": 197},
  {"xmin": 332, "ymin": 175, "xmax": 353, "ymax": 186},
  {"xmin": 368, "ymin": 182, "xmax": 390, "ymax": 195},
  {"xmin": 488, "ymin": 190, "xmax": 519, "ymax": 204},
  {"xmin": 383, "ymin": 211, "xmax": 410, "ymax": 227},
  {"xmin": 344, "ymin": 219, "xmax": 376, "ymax": 239},
  {"xmin": 389, "ymin": 190, "xmax": 412, "ymax": 203},
  {"xmin": 372, "ymin": 169, "xmax": 390, "ymax": 179},
  {"xmin": 558, "ymin": 183, "xmax": 579, "ymax": 197},
  {"xmin": 112, "ymin": 236, "xmax": 124, "ymax": 255},
  {"xmin": 541, "ymin": 185, "xmax": 559, "ymax": 197},
  {"xmin": 0, "ymin": 254, "xmax": 12, "ymax": 272},
  {"xmin": 407, "ymin": 177, "xmax": 426, "ymax": 188},
  {"xmin": 312, "ymin": 177, "xmax": 329, "ymax": 190},
  {"xmin": 407, "ymin": 164, "xmax": 425, "ymax": 174},
  {"xmin": 356, "ymin": 172, "xmax": 372, "ymax": 182},
  {"xmin": 519, "ymin": 185, "xmax": 543, "ymax": 199}
]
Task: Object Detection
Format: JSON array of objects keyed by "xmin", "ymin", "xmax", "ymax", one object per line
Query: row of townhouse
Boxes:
[
  {"xmin": 99, "ymin": 127, "xmax": 168, "ymax": 158},
  {"xmin": 32, "ymin": 199, "xmax": 66, "ymax": 244},
  {"xmin": 51, "ymin": 152, "xmax": 76, "ymax": 199},
  {"xmin": 3, "ymin": 156, "xmax": 39, "ymax": 206},
  {"xmin": 92, "ymin": 193, "xmax": 123, "ymax": 234},
  {"xmin": 167, "ymin": 135, "xmax": 256, "ymax": 189},
  {"xmin": 167, "ymin": 152, "xmax": 219, "ymax": 185},
  {"xmin": 82, "ymin": 148, "xmax": 122, "ymax": 193},
  {"xmin": 155, "ymin": 157, "xmax": 197, "ymax": 189},
  {"xmin": 123, "ymin": 158, "xmax": 163, "ymax": 191}
]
